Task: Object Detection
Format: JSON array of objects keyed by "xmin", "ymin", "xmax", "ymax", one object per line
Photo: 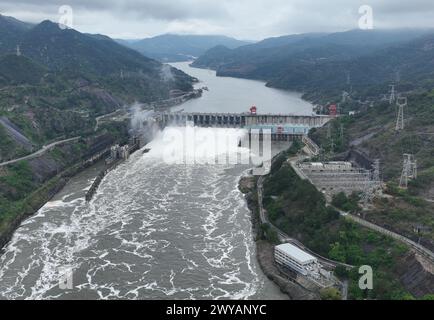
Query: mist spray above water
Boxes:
[
  {"xmin": 160, "ymin": 64, "xmax": 175, "ymax": 82},
  {"xmin": 128, "ymin": 103, "xmax": 160, "ymax": 144}
]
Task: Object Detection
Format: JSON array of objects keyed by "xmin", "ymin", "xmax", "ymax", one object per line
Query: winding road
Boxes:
[
  {"xmin": 287, "ymin": 147, "xmax": 434, "ymax": 264},
  {"xmin": 0, "ymin": 137, "xmax": 81, "ymax": 167},
  {"xmin": 257, "ymin": 174, "xmax": 354, "ymax": 270}
]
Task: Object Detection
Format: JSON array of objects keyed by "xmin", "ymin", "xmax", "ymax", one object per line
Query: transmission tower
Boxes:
[
  {"xmin": 395, "ymin": 96, "xmax": 407, "ymax": 131},
  {"xmin": 399, "ymin": 154, "xmax": 417, "ymax": 189},
  {"xmin": 16, "ymin": 45, "xmax": 21, "ymax": 56},
  {"xmin": 361, "ymin": 178, "xmax": 374, "ymax": 207},
  {"xmin": 361, "ymin": 160, "xmax": 381, "ymax": 206},
  {"xmin": 342, "ymin": 91, "xmax": 349, "ymax": 103},
  {"xmin": 373, "ymin": 159, "xmax": 380, "ymax": 183},
  {"xmin": 389, "ymin": 85, "xmax": 396, "ymax": 104}
]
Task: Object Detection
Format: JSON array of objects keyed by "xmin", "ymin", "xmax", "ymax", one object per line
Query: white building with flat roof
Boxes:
[{"xmin": 275, "ymin": 243, "xmax": 320, "ymax": 277}]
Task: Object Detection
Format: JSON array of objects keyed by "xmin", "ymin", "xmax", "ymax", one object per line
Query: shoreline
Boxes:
[
  {"xmin": 187, "ymin": 63, "xmax": 315, "ymax": 107},
  {"xmin": 0, "ymin": 149, "xmax": 109, "ymax": 254},
  {"xmin": 238, "ymin": 174, "xmax": 319, "ymax": 300},
  {"xmin": 0, "ymin": 85, "xmax": 199, "ymax": 254}
]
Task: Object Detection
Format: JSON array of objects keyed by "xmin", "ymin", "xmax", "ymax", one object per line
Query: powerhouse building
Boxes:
[{"xmin": 275, "ymin": 243, "xmax": 320, "ymax": 277}]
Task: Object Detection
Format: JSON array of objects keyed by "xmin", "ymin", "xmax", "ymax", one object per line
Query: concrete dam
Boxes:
[{"xmin": 155, "ymin": 112, "xmax": 334, "ymax": 141}]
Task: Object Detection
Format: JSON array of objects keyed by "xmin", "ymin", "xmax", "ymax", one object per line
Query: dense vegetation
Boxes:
[
  {"xmin": 0, "ymin": 14, "xmax": 194, "ymax": 241},
  {"xmin": 193, "ymin": 29, "xmax": 434, "ymax": 104},
  {"xmin": 0, "ymin": 122, "xmax": 128, "ymax": 234},
  {"xmin": 310, "ymin": 90, "xmax": 434, "ymax": 250},
  {"xmin": 262, "ymin": 153, "xmax": 421, "ymax": 299},
  {"xmin": 0, "ymin": 15, "xmax": 194, "ymax": 162}
]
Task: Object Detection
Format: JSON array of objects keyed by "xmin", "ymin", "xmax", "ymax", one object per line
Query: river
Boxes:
[{"xmin": 0, "ymin": 62, "xmax": 313, "ymax": 300}]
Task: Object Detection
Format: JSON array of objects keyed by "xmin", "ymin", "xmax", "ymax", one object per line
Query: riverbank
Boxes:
[
  {"xmin": 0, "ymin": 150, "xmax": 108, "ymax": 252},
  {"xmin": 238, "ymin": 174, "xmax": 319, "ymax": 300},
  {"xmin": 0, "ymin": 85, "xmax": 197, "ymax": 253},
  {"xmin": 0, "ymin": 127, "xmax": 128, "ymax": 253}
]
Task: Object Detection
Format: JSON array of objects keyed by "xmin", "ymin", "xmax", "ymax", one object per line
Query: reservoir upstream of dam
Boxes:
[{"xmin": 0, "ymin": 62, "xmax": 313, "ymax": 300}]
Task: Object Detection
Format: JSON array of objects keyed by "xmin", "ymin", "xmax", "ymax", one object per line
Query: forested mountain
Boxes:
[
  {"xmin": 119, "ymin": 34, "xmax": 250, "ymax": 62},
  {"xmin": 0, "ymin": 55, "xmax": 46, "ymax": 86},
  {"xmin": 0, "ymin": 14, "xmax": 33, "ymax": 55},
  {"xmin": 0, "ymin": 16, "xmax": 194, "ymax": 161},
  {"xmin": 192, "ymin": 29, "xmax": 434, "ymax": 98}
]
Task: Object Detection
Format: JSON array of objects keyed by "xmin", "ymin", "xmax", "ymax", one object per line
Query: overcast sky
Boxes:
[{"xmin": 1, "ymin": 0, "xmax": 434, "ymax": 40}]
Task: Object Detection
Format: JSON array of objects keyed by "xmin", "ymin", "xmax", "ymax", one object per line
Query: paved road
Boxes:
[
  {"xmin": 257, "ymin": 174, "xmax": 354, "ymax": 270},
  {"xmin": 288, "ymin": 152, "xmax": 434, "ymax": 264},
  {"xmin": 0, "ymin": 137, "xmax": 81, "ymax": 167},
  {"xmin": 342, "ymin": 280, "xmax": 349, "ymax": 300},
  {"xmin": 94, "ymin": 110, "xmax": 127, "ymax": 131},
  {"xmin": 344, "ymin": 213, "xmax": 434, "ymax": 262}
]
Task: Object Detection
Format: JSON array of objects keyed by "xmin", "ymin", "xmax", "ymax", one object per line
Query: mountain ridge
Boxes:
[{"xmin": 118, "ymin": 34, "xmax": 251, "ymax": 62}]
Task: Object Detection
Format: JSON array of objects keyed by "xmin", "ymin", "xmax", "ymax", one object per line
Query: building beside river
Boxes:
[{"xmin": 275, "ymin": 243, "xmax": 320, "ymax": 277}]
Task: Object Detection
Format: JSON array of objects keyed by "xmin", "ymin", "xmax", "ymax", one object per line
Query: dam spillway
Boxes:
[{"xmin": 154, "ymin": 112, "xmax": 334, "ymax": 141}]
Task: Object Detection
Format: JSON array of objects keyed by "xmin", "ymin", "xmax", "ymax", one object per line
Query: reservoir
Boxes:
[{"xmin": 0, "ymin": 63, "xmax": 313, "ymax": 299}]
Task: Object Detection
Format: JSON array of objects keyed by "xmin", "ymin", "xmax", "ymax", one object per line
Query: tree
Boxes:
[
  {"xmin": 320, "ymin": 287, "xmax": 342, "ymax": 300},
  {"xmin": 260, "ymin": 223, "xmax": 280, "ymax": 244}
]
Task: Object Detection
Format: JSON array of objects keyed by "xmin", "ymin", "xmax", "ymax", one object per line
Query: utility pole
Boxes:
[
  {"xmin": 389, "ymin": 85, "xmax": 396, "ymax": 105},
  {"xmin": 395, "ymin": 70, "xmax": 401, "ymax": 83},
  {"xmin": 395, "ymin": 96, "xmax": 407, "ymax": 131},
  {"xmin": 399, "ymin": 154, "xmax": 417, "ymax": 189},
  {"xmin": 340, "ymin": 124, "xmax": 344, "ymax": 142},
  {"xmin": 326, "ymin": 123, "xmax": 332, "ymax": 140}
]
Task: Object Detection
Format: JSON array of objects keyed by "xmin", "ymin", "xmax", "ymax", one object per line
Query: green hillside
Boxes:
[
  {"xmin": 0, "ymin": 17, "xmax": 195, "ymax": 161},
  {"xmin": 309, "ymin": 90, "xmax": 434, "ymax": 252},
  {"xmin": 193, "ymin": 29, "xmax": 434, "ymax": 104},
  {"xmin": 262, "ymin": 149, "xmax": 427, "ymax": 300},
  {"xmin": 0, "ymin": 55, "xmax": 46, "ymax": 86}
]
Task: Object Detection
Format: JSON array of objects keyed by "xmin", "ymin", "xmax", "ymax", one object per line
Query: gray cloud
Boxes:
[{"xmin": 1, "ymin": 0, "xmax": 434, "ymax": 40}]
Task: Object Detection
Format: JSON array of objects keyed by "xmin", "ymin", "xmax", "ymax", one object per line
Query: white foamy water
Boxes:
[
  {"xmin": 0, "ymin": 128, "xmax": 287, "ymax": 299},
  {"xmin": 0, "ymin": 64, "xmax": 313, "ymax": 300}
]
